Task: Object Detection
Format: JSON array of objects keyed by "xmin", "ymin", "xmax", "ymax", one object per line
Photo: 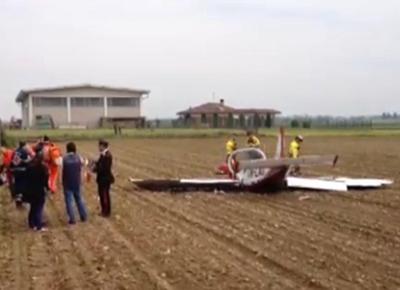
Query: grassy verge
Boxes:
[
  {"xmin": 6, "ymin": 128, "xmax": 244, "ymax": 142},
  {"xmin": 5, "ymin": 127, "xmax": 400, "ymax": 142},
  {"xmin": 260, "ymin": 128, "xmax": 400, "ymax": 137}
]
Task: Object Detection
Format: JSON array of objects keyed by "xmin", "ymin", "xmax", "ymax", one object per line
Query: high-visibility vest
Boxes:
[
  {"xmin": 289, "ymin": 140, "xmax": 301, "ymax": 158},
  {"xmin": 226, "ymin": 140, "xmax": 237, "ymax": 155},
  {"xmin": 247, "ymin": 136, "xmax": 261, "ymax": 148},
  {"xmin": 2, "ymin": 149, "xmax": 14, "ymax": 167}
]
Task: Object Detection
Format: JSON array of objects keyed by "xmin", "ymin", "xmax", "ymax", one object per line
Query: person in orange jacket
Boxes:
[
  {"xmin": 41, "ymin": 136, "xmax": 61, "ymax": 194},
  {"xmin": 0, "ymin": 146, "xmax": 15, "ymax": 199}
]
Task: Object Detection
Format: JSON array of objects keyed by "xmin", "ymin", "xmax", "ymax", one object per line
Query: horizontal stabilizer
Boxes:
[
  {"xmin": 239, "ymin": 155, "xmax": 338, "ymax": 170},
  {"xmin": 286, "ymin": 176, "xmax": 348, "ymax": 192}
]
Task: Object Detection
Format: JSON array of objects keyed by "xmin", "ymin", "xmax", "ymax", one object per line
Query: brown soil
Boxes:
[{"xmin": 0, "ymin": 136, "xmax": 399, "ymax": 289}]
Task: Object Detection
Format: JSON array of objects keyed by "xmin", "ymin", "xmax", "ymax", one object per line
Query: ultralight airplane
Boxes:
[{"xmin": 130, "ymin": 129, "xmax": 392, "ymax": 193}]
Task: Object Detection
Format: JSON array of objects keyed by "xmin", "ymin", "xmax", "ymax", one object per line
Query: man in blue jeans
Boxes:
[{"xmin": 62, "ymin": 142, "xmax": 87, "ymax": 225}]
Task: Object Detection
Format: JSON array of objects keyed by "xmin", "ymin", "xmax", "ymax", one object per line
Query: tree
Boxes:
[
  {"xmin": 291, "ymin": 119, "xmax": 300, "ymax": 128},
  {"xmin": 302, "ymin": 120, "xmax": 311, "ymax": 128}
]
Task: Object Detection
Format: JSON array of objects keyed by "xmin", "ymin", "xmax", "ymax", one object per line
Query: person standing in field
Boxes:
[
  {"xmin": 26, "ymin": 153, "xmax": 49, "ymax": 231},
  {"xmin": 62, "ymin": 142, "xmax": 88, "ymax": 225},
  {"xmin": 215, "ymin": 135, "xmax": 238, "ymax": 176},
  {"xmin": 289, "ymin": 135, "xmax": 304, "ymax": 159},
  {"xmin": 10, "ymin": 141, "xmax": 33, "ymax": 208},
  {"xmin": 289, "ymin": 135, "xmax": 304, "ymax": 175},
  {"xmin": 93, "ymin": 140, "xmax": 114, "ymax": 217},
  {"xmin": 42, "ymin": 136, "xmax": 62, "ymax": 194},
  {"xmin": 225, "ymin": 135, "xmax": 238, "ymax": 161},
  {"xmin": 0, "ymin": 146, "xmax": 15, "ymax": 200}
]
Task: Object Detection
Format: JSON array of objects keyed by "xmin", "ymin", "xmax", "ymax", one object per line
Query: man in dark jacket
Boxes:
[
  {"xmin": 10, "ymin": 141, "xmax": 32, "ymax": 208},
  {"xmin": 94, "ymin": 139, "xmax": 114, "ymax": 217},
  {"xmin": 26, "ymin": 153, "xmax": 48, "ymax": 231},
  {"xmin": 62, "ymin": 142, "xmax": 87, "ymax": 224}
]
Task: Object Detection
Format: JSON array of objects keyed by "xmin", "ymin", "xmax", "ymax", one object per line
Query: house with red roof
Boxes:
[{"xmin": 177, "ymin": 99, "xmax": 280, "ymax": 128}]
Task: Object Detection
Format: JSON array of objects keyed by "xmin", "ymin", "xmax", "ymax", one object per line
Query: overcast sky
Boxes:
[{"xmin": 0, "ymin": 0, "xmax": 399, "ymax": 119}]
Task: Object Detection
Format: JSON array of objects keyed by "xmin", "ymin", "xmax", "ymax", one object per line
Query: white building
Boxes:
[{"xmin": 16, "ymin": 84, "xmax": 150, "ymax": 128}]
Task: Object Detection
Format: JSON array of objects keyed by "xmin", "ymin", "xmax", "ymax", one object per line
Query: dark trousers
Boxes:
[
  {"xmin": 97, "ymin": 183, "xmax": 111, "ymax": 217},
  {"xmin": 14, "ymin": 182, "xmax": 27, "ymax": 208},
  {"xmin": 28, "ymin": 196, "xmax": 45, "ymax": 230}
]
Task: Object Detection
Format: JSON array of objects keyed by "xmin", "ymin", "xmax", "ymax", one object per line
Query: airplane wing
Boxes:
[
  {"xmin": 334, "ymin": 177, "xmax": 393, "ymax": 188},
  {"xmin": 129, "ymin": 178, "xmax": 240, "ymax": 191},
  {"xmin": 286, "ymin": 176, "xmax": 348, "ymax": 191},
  {"xmin": 286, "ymin": 176, "xmax": 393, "ymax": 192},
  {"xmin": 239, "ymin": 155, "xmax": 338, "ymax": 171}
]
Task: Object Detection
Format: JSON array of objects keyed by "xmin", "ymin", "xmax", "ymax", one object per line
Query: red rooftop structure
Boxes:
[{"xmin": 177, "ymin": 99, "xmax": 280, "ymax": 128}]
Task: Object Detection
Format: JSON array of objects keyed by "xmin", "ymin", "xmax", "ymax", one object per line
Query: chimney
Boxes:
[{"xmin": 220, "ymin": 99, "xmax": 225, "ymax": 106}]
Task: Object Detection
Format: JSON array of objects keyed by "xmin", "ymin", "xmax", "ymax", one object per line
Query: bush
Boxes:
[
  {"xmin": 291, "ymin": 119, "xmax": 300, "ymax": 128},
  {"xmin": 302, "ymin": 120, "xmax": 312, "ymax": 128}
]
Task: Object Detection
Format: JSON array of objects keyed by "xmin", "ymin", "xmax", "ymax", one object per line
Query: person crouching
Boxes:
[{"xmin": 26, "ymin": 153, "xmax": 49, "ymax": 231}]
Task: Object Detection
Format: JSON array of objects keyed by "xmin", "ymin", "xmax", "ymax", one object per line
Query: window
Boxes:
[
  {"xmin": 71, "ymin": 97, "xmax": 104, "ymax": 107},
  {"xmin": 33, "ymin": 97, "xmax": 67, "ymax": 107},
  {"xmin": 107, "ymin": 97, "xmax": 139, "ymax": 107},
  {"xmin": 201, "ymin": 113, "xmax": 207, "ymax": 123}
]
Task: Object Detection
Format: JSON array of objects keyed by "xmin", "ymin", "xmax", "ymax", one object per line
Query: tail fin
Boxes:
[{"xmin": 275, "ymin": 127, "xmax": 285, "ymax": 159}]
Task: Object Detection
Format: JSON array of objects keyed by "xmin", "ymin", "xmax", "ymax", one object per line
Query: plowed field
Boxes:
[{"xmin": 1, "ymin": 136, "xmax": 399, "ymax": 290}]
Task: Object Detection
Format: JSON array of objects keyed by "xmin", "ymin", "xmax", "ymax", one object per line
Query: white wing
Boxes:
[
  {"xmin": 286, "ymin": 176, "xmax": 393, "ymax": 192},
  {"xmin": 286, "ymin": 176, "xmax": 348, "ymax": 191},
  {"xmin": 335, "ymin": 177, "xmax": 393, "ymax": 188}
]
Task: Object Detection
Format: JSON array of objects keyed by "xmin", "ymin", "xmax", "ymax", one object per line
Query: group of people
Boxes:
[
  {"xmin": 225, "ymin": 131, "xmax": 303, "ymax": 158},
  {"xmin": 225, "ymin": 131, "xmax": 262, "ymax": 158},
  {"xmin": 224, "ymin": 131, "xmax": 304, "ymax": 175},
  {"xmin": 0, "ymin": 137, "xmax": 114, "ymax": 232},
  {"xmin": 0, "ymin": 131, "xmax": 305, "ymax": 231}
]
